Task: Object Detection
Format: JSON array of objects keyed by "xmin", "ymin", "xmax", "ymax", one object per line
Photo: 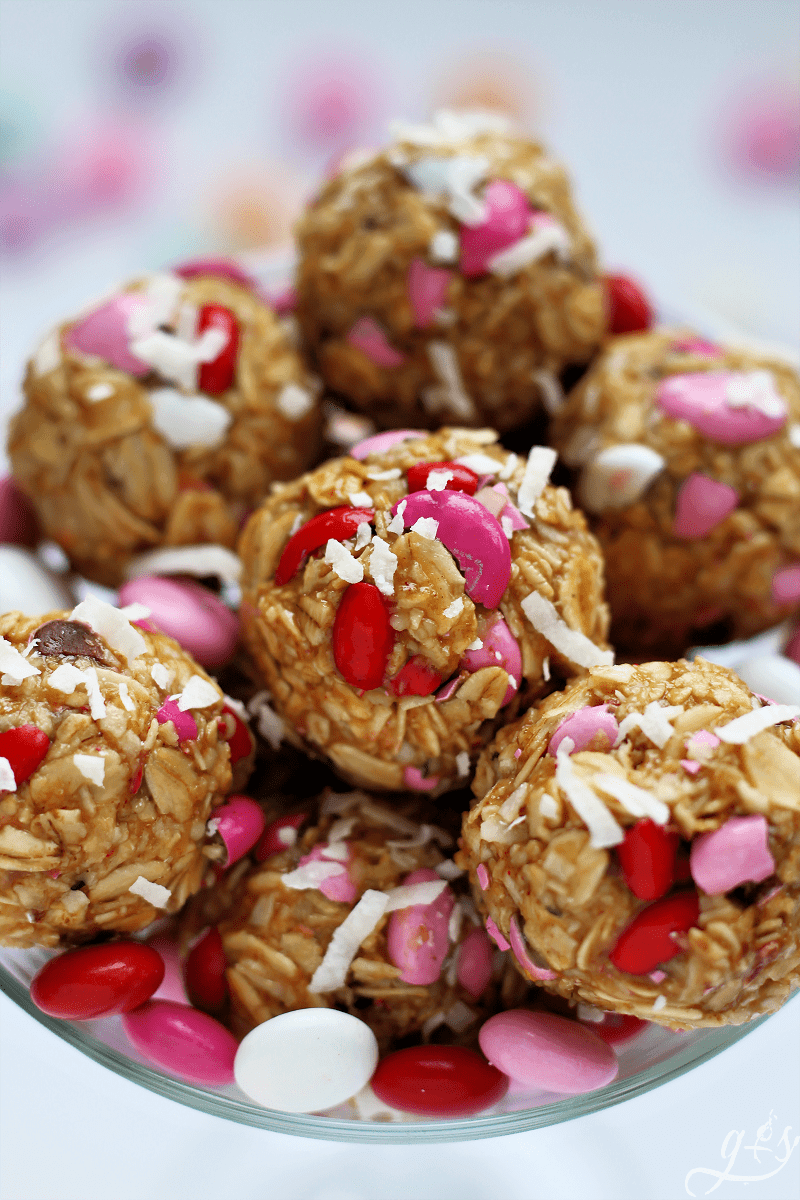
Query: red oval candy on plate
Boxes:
[
  {"xmin": 30, "ymin": 942, "xmax": 165, "ymax": 1019},
  {"xmin": 370, "ymin": 1045, "xmax": 508, "ymax": 1117}
]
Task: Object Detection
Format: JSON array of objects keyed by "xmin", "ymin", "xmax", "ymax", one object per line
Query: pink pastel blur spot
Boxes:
[
  {"xmin": 771, "ymin": 564, "xmax": 800, "ymax": 606},
  {"xmin": 690, "ymin": 814, "xmax": 776, "ymax": 895},
  {"xmin": 673, "ymin": 473, "xmax": 739, "ymax": 539},
  {"xmin": 476, "ymin": 863, "xmax": 489, "ymax": 891},
  {"xmin": 649, "ymin": 970, "xmax": 667, "ymax": 984},
  {"xmin": 208, "ymin": 795, "xmax": 266, "ymax": 867},
  {"xmin": 680, "ymin": 759, "xmax": 702, "ymax": 775},
  {"xmin": 656, "ymin": 371, "xmax": 786, "ymax": 445},
  {"xmin": 349, "ymin": 429, "xmax": 427, "ymax": 460},
  {"xmin": 459, "ymin": 179, "xmax": 532, "ymax": 277},
  {"xmin": 485, "ymin": 916, "xmax": 510, "ymax": 952},
  {"xmin": 172, "ymin": 256, "xmax": 255, "ymax": 288},
  {"xmin": 0, "ymin": 476, "xmax": 39, "ymax": 546},
  {"xmin": 547, "ymin": 705, "xmax": 619, "ymax": 757},
  {"xmin": 346, "ymin": 316, "xmax": 405, "ymax": 367},
  {"xmin": 407, "ymin": 258, "xmax": 450, "ymax": 328},
  {"xmin": 269, "ymin": 286, "xmax": 297, "ymax": 315},
  {"xmin": 514, "ymin": 747, "xmax": 522, "ymax": 759},
  {"xmin": 456, "ymin": 927, "xmax": 494, "ymax": 998},
  {"xmin": 509, "ymin": 914, "xmax": 557, "ymax": 980},
  {"xmin": 386, "ymin": 867, "xmax": 454, "ymax": 985},
  {"xmin": 403, "ymin": 765, "xmax": 440, "ymax": 792},
  {"xmin": 118, "ymin": 576, "xmax": 239, "ymax": 669},
  {"xmin": 65, "ymin": 293, "xmax": 150, "ymax": 375},
  {"xmin": 460, "ymin": 615, "xmax": 522, "ymax": 706},
  {"xmin": 298, "ymin": 842, "xmax": 357, "ymax": 903},
  {"xmin": 285, "ymin": 55, "xmax": 379, "ymax": 150},
  {"xmin": 49, "ymin": 121, "xmax": 150, "ymax": 219},
  {"xmin": 669, "ymin": 337, "xmax": 720, "ymax": 358},
  {"xmin": 146, "ymin": 935, "xmax": 190, "ymax": 1005},
  {"xmin": 155, "ymin": 699, "xmax": 197, "ymax": 743}
]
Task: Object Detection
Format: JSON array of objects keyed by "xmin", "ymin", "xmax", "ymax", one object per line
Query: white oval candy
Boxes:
[
  {"xmin": 0, "ymin": 546, "xmax": 74, "ymax": 615},
  {"xmin": 578, "ymin": 443, "xmax": 665, "ymax": 512},
  {"xmin": 735, "ymin": 654, "xmax": 800, "ymax": 705},
  {"xmin": 234, "ymin": 1008, "xmax": 379, "ymax": 1113}
]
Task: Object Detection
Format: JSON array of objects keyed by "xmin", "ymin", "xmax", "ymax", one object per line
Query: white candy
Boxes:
[
  {"xmin": 735, "ymin": 655, "xmax": 800, "ymax": 705},
  {"xmin": 0, "ymin": 546, "xmax": 73, "ymax": 616},
  {"xmin": 234, "ymin": 1009, "xmax": 379, "ymax": 1113},
  {"xmin": 578, "ymin": 444, "xmax": 665, "ymax": 512}
]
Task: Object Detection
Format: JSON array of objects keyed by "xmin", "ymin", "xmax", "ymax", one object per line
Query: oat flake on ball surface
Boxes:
[
  {"xmin": 461, "ymin": 657, "xmax": 800, "ymax": 1028},
  {"xmin": 238, "ymin": 427, "xmax": 610, "ymax": 795},
  {"xmin": 294, "ymin": 109, "xmax": 605, "ymax": 432}
]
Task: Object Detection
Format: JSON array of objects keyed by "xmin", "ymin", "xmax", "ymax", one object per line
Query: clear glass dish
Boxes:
[{"xmin": 0, "ymin": 943, "xmax": 768, "ymax": 1143}]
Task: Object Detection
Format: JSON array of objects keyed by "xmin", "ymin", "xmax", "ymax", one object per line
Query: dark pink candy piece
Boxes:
[
  {"xmin": 460, "ymin": 615, "xmax": 522, "ymax": 706},
  {"xmin": 456, "ymin": 927, "xmax": 494, "ymax": 998},
  {"xmin": 547, "ymin": 704, "xmax": 619, "ymax": 757},
  {"xmin": 386, "ymin": 868, "xmax": 454, "ymax": 985},
  {"xmin": 346, "ymin": 315, "xmax": 405, "ymax": 368},
  {"xmin": 208, "ymin": 795, "xmax": 266, "ymax": 867},
  {"xmin": 392, "ymin": 489, "xmax": 511, "ymax": 608},
  {"xmin": 122, "ymin": 1000, "xmax": 237, "ymax": 1086},
  {"xmin": 64, "ymin": 293, "xmax": 150, "ymax": 375},
  {"xmin": 479, "ymin": 1009, "xmax": 618, "ymax": 1094},
  {"xmin": 669, "ymin": 337, "xmax": 720, "ymax": 358},
  {"xmin": 172, "ymin": 256, "xmax": 254, "ymax": 288},
  {"xmin": 772, "ymin": 564, "xmax": 800, "ymax": 606},
  {"xmin": 655, "ymin": 371, "xmax": 786, "ymax": 445},
  {"xmin": 403, "ymin": 766, "xmax": 440, "ymax": 792},
  {"xmin": 350, "ymin": 429, "xmax": 427, "ymax": 460},
  {"xmin": 673, "ymin": 473, "xmax": 739, "ymax": 539},
  {"xmin": 485, "ymin": 916, "xmax": 509, "ymax": 952},
  {"xmin": 155, "ymin": 699, "xmax": 197, "ymax": 743},
  {"xmin": 255, "ymin": 812, "xmax": 306, "ymax": 861},
  {"xmin": 690, "ymin": 814, "xmax": 775, "ymax": 895},
  {"xmin": 509, "ymin": 915, "xmax": 557, "ymax": 981},
  {"xmin": 118, "ymin": 576, "xmax": 239, "ymax": 669},
  {"xmin": 297, "ymin": 842, "xmax": 356, "ymax": 903},
  {"xmin": 0, "ymin": 476, "xmax": 39, "ymax": 546},
  {"xmin": 407, "ymin": 258, "xmax": 451, "ymax": 327},
  {"xmin": 460, "ymin": 179, "xmax": 532, "ymax": 277}
]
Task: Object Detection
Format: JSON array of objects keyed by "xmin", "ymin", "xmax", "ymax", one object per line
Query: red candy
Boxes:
[
  {"xmin": 406, "ymin": 461, "xmax": 479, "ymax": 496},
  {"xmin": 184, "ymin": 926, "xmax": 228, "ymax": 1015},
  {"xmin": 0, "ymin": 725, "xmax": 50, "ymax": 788},
  {"xmin": 609, "ymin": 891, "xmax": 700, "ymax": 975},
  {"xmin": 333, "ymin": 582, "xmax": 394, "ymax": 690},
  {"xmin": 605, "ymin": 273, "xmax": 653, "ymax": 334},
  {"xmin": 370, "ymin": 1045, "xmax": 509, "ymax": 1117},
  {"xmin": 30, "ymin": 942, "xmax": 165, "ymax": 1019},
  {"xmin": 580, "ymin": 1012, "xmax": 649, "ymax": 1045},
  {"xmin": 388, "ymin": 655, "xmax": 442, "ymax": 697},
  {"xmin": 197, "ymin": 304, "xmax": 239, "ymax": 395},
  {"xmin": 255, "ymin": 812, "xmax": 306, "ymax": 862},
  {"xmin": 274, "ymin": 506, "xmax": 374, "ymax": 586},
  {"xmin": 219, "ymin": 703, "xmax": 254, "ymax": 766},
  {"xmin": 617, "ymin": 819, "xmax": 679, "ymax": 901}
]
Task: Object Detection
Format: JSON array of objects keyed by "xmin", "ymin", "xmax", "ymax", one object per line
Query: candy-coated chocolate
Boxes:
[
  {"xmin": 274, "ymin": 506, "xmax": 374, "ymax": 586},
  {"xmin": 407, "ymin": 259, "xmax": 451, "ymax": 328},
  {"xmin": 456, "ymin": 926, "xmax": 494, "ymax": 998},
  {"xmin": 578, "ymin": 1012, "xmax": 649, "ymax": 1045},
  {"xmin": 184, "ymin": 926, "xmax": 228, "ymax": 1014},
  {"xmin": 0, "ymin": 475, "xmax": 39, "ymax": 545},
  {"xmin": 219, "ymin": 702, "xmax": 254, "ymax": 765},
  {"xmin": 460, "ymin": 615, "xmax": 522, "ymax": 707},
  {"xmin": 609, "ymin": 891, "xmax": 700, "ymax": 975},
  {"xmin": 388, "ymin": 655, "xmax": 442, "ymax": 697},
  {"xmin": 332, "ymin": 581, "xmax": 394, "ymax": 690},
  {"xmin": 460, "ymin": 179, "xmax": 532, "ymax": 277},
  {"xmin": 197, "ymin": 303, "xmax": 239, "ymax": 395},
  {"xmin": 155, "ymin": 699, "xmax": 197, "ymax": 743},
  {"xmin": 117, "ymin": 575, "xmax": 239, "ymax": 669},
  {"xmin": 617, "ymin": 819, "xmax": 679, "ymax": 901},
  {"xmin": 656, "ymin": 371, "xmax": 787, "ymax": 446},
  {"xmin": 346, "ymin": 315, "xmax": 406, "ymax": 367},
  {"xmin": 31, "ymin": 942, "xmax": 164, "ymax": 1019},
  {"xmin": 604, "ymin": 273, "xmax": 652, "ymax": 334},
  {"xmin": 297, "ymin": 841, "xmax": 356, "ymax": 902},
  {"xmin": 509, "ymin": 915, "xmax": 557, "ymax": 981},
  {"xmin": 208, "ymin": 794, "xmax": 266, "ymax": 867},
  {"xmin": 234, "ymin": 1008, "xmax": 378, "ymax": 1112},
  {"xmin": 122, "ymin": 1000, "xmax": 237, "ymax": 1085},
  {"xmin": 547, "ymin": 704, "xmax": 618, "ymax": 756},
  {"xmin": 146, "ymin": 934, "xmax": 190, "ymax": 1005},
  {"xmin": 0, "ymin": 545, "xmax": 73, "ymax": 615},
  {"xmin": 406, "ymin": 460, "xmax": 479, "ymax": 495},
  {"xmin": 402, "ymin": 766, "xmax": 440, "ymax": 791},
  {"xmin": 0, "ymin": 724, "xmax": 50, "ymax": 787},
  {"xmin": 64, "ymin": 293, "xmax": 150, "ymax": 375},
  {"xmin": 479, "ymin": 1009, "xmax": 618, "ymax": 1093},
  {"xmin": 673, "ymin": 473, "xmax": 739, "ymax": 539},
  {"xmin": 349, "ymin": 430, "xmax": 427, "ymax": 460},
  {"xmin": 690, "ymin": 815, "xmax": 775, "ymax": 895},
  {"xmin": 371, "ymin": 1045, "xmax": 508, "ymax": 1117},
  {"xmin": 386, "ymin": 867, "xmax": 454, "ymax": 984},
  {"xmin": 254, "ymin": 812, "xmax": 306, "ymax": 861}
]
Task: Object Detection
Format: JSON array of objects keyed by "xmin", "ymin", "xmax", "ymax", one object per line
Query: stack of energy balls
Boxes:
[{"xmin": 3, "ymin": 110, "xmax": 799, "ymax": 1113}]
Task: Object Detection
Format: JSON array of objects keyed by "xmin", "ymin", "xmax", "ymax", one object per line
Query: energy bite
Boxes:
[
  {"xmin": 295, "ymin": 109, "xmax": 605, "ymax": 432},
  {"xmin": 8, "ymin": 266, "xmax": 323, "ymax": 586},
  {"xmin": 238, "ymin": 427, "xmax": 611, "ymax": 793},
  {"xmin": 549, "ymin": 329, "xmax": 800, "ymax": 655},
  {"xmin": 462, "ymin": 658, "xmax": 800, "ymax": 1028},
  {"xmin": 0, "ymin": 597, "xmax": 232, "ymax": 947}
]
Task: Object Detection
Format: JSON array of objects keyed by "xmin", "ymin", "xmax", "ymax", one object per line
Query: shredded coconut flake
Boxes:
[
  {"xmin": 435, "ymin": 859, "xmax": 464, "ymax": 880},
  {"xmin": 454, "ymin": 452, "xmax": 500, "ymax": 476},
  {"xmin": 150, "ymin": 663, "xmax": 171, "ymax": 690},
  {"xmin": 788, "ymin": 423, "xmax": 800, "ymax": 449},
  {"xmin": 148, "ymin": 388, "xmax": 231, "ymax": 449},
  {"xmin": 366, "ymin": 467, "xmax": 402, "ymax": 481},
  {"xmin": 277, "ymin": 826, "xmax": 297, "ymax": 847},
  {"xmin": 539, "ymin": 793, "xmax": 558, "ymax": 820},
  {"xmin": 282, "ymin": 860, "xmax": 346, "ymax": 889},
  {"xmin": 129, "ymin": 877, "xmax": 172, "ymax": 908},
  {"xmin": 368, "ymin": 536, "xmax": 398, "ymax": 596},
  {"xmin": 615, "ymin": 702, "xmax": 684, "ymax": 749},
  {"xmin": 456, "ymin": 750, "xmax": 470, "ymax": 776},
  {"xmin": 467, "ymin": 637, "xmax": 483, "ymax": 651},
  {"xmin": 555, "ymin": 740, "xmax": 624, "ymax": 848},
  {"xmin": 410, "ymin": 516, "xmax": 439, "ymax": 540},
  {"xmin": 488, "ymin": 221, "xmax": 570, "ymax": 274},
  {"xmin": 125, "ymin": 544, "xmax": 241, "ymax": 585},
  {"xmin": 86, "ymin": 382, "xmax": 114, "ymax": 402},
  {"xmin": 521, "ymin": 592, "xmax": 614, "ymax": 669},
  {"xmin": 69, "ymin": 596, "xmax": 146, "ymax": 663},
  {"xmin": 532, "ymin": 369, "xmax": 565, "ymax": 416},
  {"xmin": 402, "ymin": 154, "xmax": 489, "ymax": 224},
  {"xmin": 176, "ymin": 675, "xmax": 220, "ymax": 712},
  {"xmin": 324, "ymin": 538, "xmax": 364, "ymax": 584},
  {"xmin": 73, "ymin": 754, "xmax": 105, "ymax": 786},
  {"xmin": 652, "ymin": 994, "xmax": 667, "ymax": 1012},
  {"xmin": 429, "ymin": 229, "xmax": 459, "ymax": 262},
  {"xmin": 246, "ymin": 690, "xmax": 285, "ymax": 750},
  {"xmin": 443, "ymin": 597, "xmax": 464, "ymax": 620},
  {"xmin": 33, "ymin": 329, "xmax": 61, "ymax": 376},
  {"xmin": 386, "ymin": 499, "xmax": 407, "ymax": 535},
  {"xmin": 309, "ymin": 889, "xmax": 390, "ymax": 992},
  {"xmin": 276, "ymin": 382, "xmax": 314, "ymax": 420},
  {"xmin": 423, "ymin": 342, "xmax": 476, "ymax": 419},
  {"xmin": 591, "ymin": 774, "xmax": 669, "ymax": 824},
  {"xmin": 0, "ymin": 758, "xmax": 17, "ymax": 792},
  {"xmin": 517, "ymin": 446, "xmax": 557, "ymax": 517},
  {"xmin": 716, "ymin": 704, "xmax": 800, "ymax": 743},
  {"xmin": 0, "ymin": 637, "xmax": 41, "ymax": 685},
  {"xmin": 385, "ymin": 879, "xmax": 448, "ymax": 911},
  {"xmin": 348, "ymin": 491, "xmax": 373, "ymax": 507}
]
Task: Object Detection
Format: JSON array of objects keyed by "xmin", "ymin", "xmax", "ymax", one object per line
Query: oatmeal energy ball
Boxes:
[
  {"xmin": 208, "ymin": 788, "xmax": 515, "ymax": 1048},
  {"xmin": 8, "ymin": 263, "xmax": 323, "ymax": 586},
  {"xmin": 0, "ymin": 597, "xmax": 233, "ymax": 947},
  {"xmin": 462, "ymin": 658, "xmax": 800, "ymax": 1028},
  {"xmin": 295, "ymin": 109, "xmax": 606, "ymax": 432},
  {"xmin": 239, "ymin": 427, "xmax": 611, "ymax": 793},
  {"xmin": 549, "ymin": 329, "xmax": 800, "ymax": 655}
]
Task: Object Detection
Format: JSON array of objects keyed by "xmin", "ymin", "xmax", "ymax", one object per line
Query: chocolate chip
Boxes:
[{"xmin": 32, "ymin": 620, "xmax": 110, "ymax": 665}]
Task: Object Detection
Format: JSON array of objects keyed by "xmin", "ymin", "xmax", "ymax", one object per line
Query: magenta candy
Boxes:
[
  {"xmin": 485, "ymin": 916, "xmax": 509, "ymax": 952},
  {"xmin": 403, "ymin": 765, "xmax": 440, "ymax": 792},
  {"xmin": 460, "ymin": 179, "xmax": 532, "ymax": 277},
  {"xmin": 386, "ymin": 867, "xmax": 454, "ymax": 984},
  {"xmin": 548, "ymin": 704, "xmax": 619, "ymax": 756},
  {"xmin": 350, "ymin": 429, "xmax": 427, "ymax": 460},
  {"xmin": 118, "ymin": 575, "xmax": 239, "ymax": 669},
  {"xmin": 122, "ymin": 1000, "xmax": 237, "ymax": 1085},
  {"xmin": 690, "ymin": 814, "xmax": 775, "ymax": 895},
  {"xmin": 460, "ymin": 615, "xmax": 522, "ymax": 705},
  {"xmin": 392, "ymin": 490, "xmax": 511, "ymax": 608},
  {"xmin": 476, "ymin": 863, "xmax": 489, "ymax": 890},
  {"xmin": 0, "ymin": 476, "xmax": 39, "ymax": 546},
  {"xmin": 772, "ymin": 564, "xmax": 800, "ymax": 606},
  {"xmin": 673, "ymin": 473, "xmax": 739, "ymax": 538},
  {"xmin": 208, "ymin": 795, "xmax": 266, "ymax": 867},
  {"xmin": 656, "ymin": 371, "xmax": 786, "ymax": 445},
  {"xmin": 297, "ymin": 841, "xmax": 357, "ymax": 902},
  {"xmin": 489, "ymin": 482, "xmax": 528, "ymax": 530},
  {"xmin": 64, "ymin": 293, "xmax": 150, "ymax": 375},
  {"xmin": 255, "ymin": 812, "xmax": 305, "ymax": 861},
  {"xmin": 456, "ymin": 927, "xmax": 494, "ymax": 998},
  {"xmin": 479, "ymin": 1009, "xmax": 619, "ymax": 1094},
  {"xmin": 407, "ymin": 258, "xmax": 451, "ymax": 327},
  {"xmin": 346, "ymin": 315, "xmax": 406, "ymax": 367},
  {"xmin": 155, "ymin": 698, "xmax": 197, "ymax": 743},
  {"xmin": 509, "ymin": 914, "xmax": 557, "ymax": 981},
  {"xmin": 172, "ymin": 256, "xmax": 254, "ymax": 288},
  {"xmin": 669, "ymin": 337, "xmax": 720, "ymax": 358}
]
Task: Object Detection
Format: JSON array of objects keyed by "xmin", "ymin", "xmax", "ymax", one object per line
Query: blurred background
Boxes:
[{"xmin": 2, "ymin": 0, "xmax": 799, "ymax": 463}]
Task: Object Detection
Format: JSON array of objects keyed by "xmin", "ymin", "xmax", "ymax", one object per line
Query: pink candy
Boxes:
[
  {"xmin": 122, "ymin": 1000, "xmax": 237, "ymax": 1086},
  {"xmin": 479, "ymin": 1009, "xmax": 619, "ymax": 1094},
  {"xmin": 485, "ymin": 916, "xmax": 509, "ymax": 952},
  {"xmin": 118, "ymin": 576, "xmax": 239, "ymax": 669},
  {"xmin": 456, "ymin": 927, "xmax": 494, "ymax": 999},
  {"xmin": 772, "ymin": 564, "xmax": 800, "ymax": 606},
  {"xmin": 64, "ymin": 293, "xmax": 150, "ymax": 375},
  {"xmin": 208, "ymin": 795, "xmax": 266, "ymax": 868},
  {"xmin": 460, "ymin": 180, "xmax": 532, "ymax": 277},
  {"xmin": 670, "ymin": 337, "xmax": 721, "ymax": 358},
  {"xmin": 297, "ymin": 842, "xmax": 357, "ymax": 903},
  {"xmin": 690, "ymin": 815, "xmax": 776, "ymax": 895},
  {"xmin": 155, "ymin": 699, "xmax": 197, "ymax": 744},
  {"xmin": 673, "ymin": 473, "xmax": 739, "ymax": 538},
  {"xmin": 0, "ymin": 476, "xmax": 38, "ymax": 546},
  {"xmin": 509, "ymin": 915, "xmax": 557, "ymax": 981},
  {"xmin": 476, "ymin": 863, "xmax": 489, "ymax": 891},
  {"xmin": 346, "ymin": 316, "xmax": 406, "ymax": 368},
  {"xmin": 403, "ymin": 766, "xmax": 440, "ymax": 792},
  {"xmin": 386, "ymin": 868, "xmax": 454, "ymax": 985},
  {"xmin": 460, "ymin": 616, "xmax": 522, "ymax": 706},
  {"xmin": 255, "ymin": 812, "xmax": 305, "ymax": 861},
  {"xmin": 407, "ymin": 258, "xmax": 451, "ymax": 327},
  {"xmin": 172, "ymin": 256, "xmax": 254, "ymax": 288},
  {"xmin": 146, "ymin": 935, "xmax": 190, "ymax": 1006},
  {"xmin": 656, "ymin": 371, "xmax": 786, "ymax": 445},
  {"xmin": 349, "ymin": 429, "xmax": 427, "ymax": 460},
  {"xmin": 547, "ymin": 705, "xmax": 619, "ymax": 756}
]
